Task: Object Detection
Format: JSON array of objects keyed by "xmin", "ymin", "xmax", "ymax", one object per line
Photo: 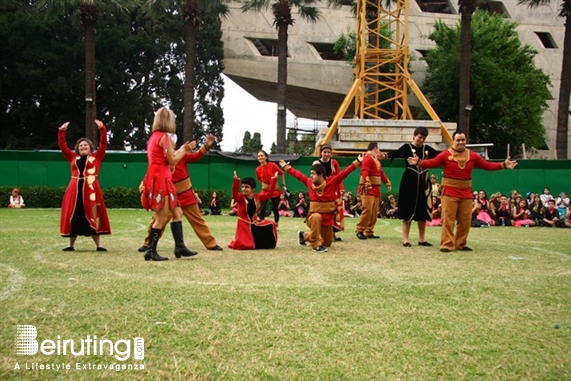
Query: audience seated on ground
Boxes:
[
  {"xmin": 476, "ymin": 190, "xmax": 495, "ymax": 226},
  {"xmin": 494, "ymin": 195, "xmax": 513, "ymax": 226},
  {"xmin": 512, "ymin": 199, "xmax": 536, "ymax": 227},
  {"xmin": 540, "ymin": 187, "xmax": 554, "ymax": 208},
  {"xmin": 382, "ymin": 195, "xmax": 398, "ymax": 219},
  {"xmin": 350, "ymin": 194, "xmax": 362, "ymax": 217},
  {"xmin": 278, "ymin": 193, "xmax": 292, "ymax": 217},
  {"xmin": 209, "ymin": 191, "xmax": 222, "ymax": 215},
  {"xmin": 555, "ymin": 192, "xmax": 569, "ymax": 217},
  {"xmin": 294, "ymin": 192, "xmax": 308, "ymax": 218},
  {"xmin": 227, "ymin": 199, "xmax": 238, "ymax": 216},
  {"xmin": 543, "ymin": 199, "xmax": 565, "ymax": 227},
  {"xmin": 428, "ymin": 196, "xmax": 442, "ymax": 226},
  {"xmin": 8, "ymin": 188, "xmax": 25, "ymax": 208},
  {"xmin": 472, "ymin": 200, "xmax": 491, "ymax": 227}
]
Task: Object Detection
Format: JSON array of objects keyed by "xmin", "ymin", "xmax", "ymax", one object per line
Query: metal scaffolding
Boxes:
[{"xmin": 314, "ymin": 0, "xmax": 453, "ymax": 155}]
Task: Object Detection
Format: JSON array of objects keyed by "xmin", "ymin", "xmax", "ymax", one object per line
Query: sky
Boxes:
[
  {"xmin": 219, "ymin": 75, "xmax": 279, "ymax": 152},
  {"xmin": 219, "ymin": 75, "xmax": 325, "ymax": 152}
]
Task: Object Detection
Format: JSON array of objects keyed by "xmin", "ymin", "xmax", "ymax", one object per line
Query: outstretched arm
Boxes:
[
  {"xmin": 94, "ymin": 120, "xmax": 107, "ymax": 161},
  {"xmin": 57, "ymin": 122, "xmax": 75, "ymax": 161}
]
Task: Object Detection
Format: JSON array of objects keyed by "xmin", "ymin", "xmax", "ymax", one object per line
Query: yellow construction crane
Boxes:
[{"xmin": 314, "ymin": 0, "xmax": 453, "ymax": 156}]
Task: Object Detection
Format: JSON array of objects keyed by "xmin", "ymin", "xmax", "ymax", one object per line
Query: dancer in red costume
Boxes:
[
  {"xmin": 58, "ymin": 120, "xmax": 111, "ymax": 252},
  {"xmin": 313, "ymin": 144, "xmax": 345, "ymax": 241},
  {"xmin": 256, "ymin": 150, "xmax": 287, "ymax": 226},
  {"xmin": 140, "ymin": 107, "xmax": 195, "ymax": 261},
  {"xmin": 408, "ymin": 131, "xmax": 517, "ymax": 252},
  {"xmin": 228, "ymin": 171, "xmax": 278, "ymax": 250},
  {"xmin": 280, "ymin": 155, "xmax": 363, "ymax": 252},
  {"xmin": 355, "ymin": 142, "xmax": 392, "ymax": 240},
  {"xmin": 138, "ymin": 134, "xmax": 223, "ymax": 253}
]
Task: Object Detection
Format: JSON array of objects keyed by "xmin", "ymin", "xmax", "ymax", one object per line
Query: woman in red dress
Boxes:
[
  {"xmin": 141, "ymin": 107, "xmax": 194, "ymax": 261},
  {"xmin": 58, "ymin": 120, "xmax": 111, "ymax": 251},
  {"xmin": 255, "ymin": 150, "xmax": 287, "ymax": 227}
]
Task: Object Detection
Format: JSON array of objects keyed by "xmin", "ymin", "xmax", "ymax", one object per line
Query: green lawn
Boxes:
[{"xmin": 1, "ymin": 208, "xmax": 570, "ymax": 380}]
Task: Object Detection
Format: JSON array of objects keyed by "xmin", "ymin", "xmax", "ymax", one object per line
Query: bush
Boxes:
[{"xmin": 0, "ymin": 186, "xmax": 228, "ymax": 209}]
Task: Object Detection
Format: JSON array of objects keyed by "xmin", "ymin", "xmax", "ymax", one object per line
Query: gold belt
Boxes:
[
  {"xmin": 174, "ymin": 178, "xmax": 192, "ymax": 194},
  {"xmin": 309, "ymin": 201, "xmax": 336, "ymax": 213},
  {"xmin": 441, "ymin": 177, "xmax": 472, "ymax": 189}
]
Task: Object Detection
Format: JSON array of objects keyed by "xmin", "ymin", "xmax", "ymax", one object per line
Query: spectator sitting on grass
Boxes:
[
  {"xmin": 543, "ymin": 199, "xmax": 565, "ymax": 227},
  {"xmin": 494, "ymin": 195, "xmax": 513, "ymax": 226},
  {"xmin": 8, "ymin": 188, "xmax": 25, "ymax": 208},
  {"xmin": 294, "ymin": 192, "xmax": 308, "ymax": 217},
  {"xmin": 209, "ymin": 191, "xmax": 221, "ymax": 215},
  {"xmin": 512, "ymin": 199, "xmax": 535, "ymax": 227},
  {"xmin": 529, "ymin": 194, "xmax": 545, "ymax": 225}
]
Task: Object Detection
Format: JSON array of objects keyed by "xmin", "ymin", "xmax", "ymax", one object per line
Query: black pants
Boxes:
[{"xmin": 259, "ymin": 196, "xmax": 280, "ymax": 224}]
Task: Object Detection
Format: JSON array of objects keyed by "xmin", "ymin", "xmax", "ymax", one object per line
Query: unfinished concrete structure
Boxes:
[{"xmin": 221, "ymin": 0, "xmax": 568, "ymax": 157}]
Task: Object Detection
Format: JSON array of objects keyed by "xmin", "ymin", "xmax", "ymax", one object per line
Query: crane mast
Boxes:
[{"xmin": 314, "ymin": 0, "xmax": 453, "ymax": 156}]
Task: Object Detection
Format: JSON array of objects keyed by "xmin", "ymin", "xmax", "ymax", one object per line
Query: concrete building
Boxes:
[{"xmin": 221, "ymin": 0, "xmax": 568, "ymax": 158}]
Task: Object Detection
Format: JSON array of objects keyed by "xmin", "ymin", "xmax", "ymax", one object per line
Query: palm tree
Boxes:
[
  {"xmin": 518, "ymin": 0, "xmax": 570, "ymax": 159},
  {"xmin": 145, "ymin": 1, "xmax": 228, "ymax": 142},
  {"xmin": 241, "ymin": 0, "xmax": 323, "ymax": 154},
  {"xmin": 458, "ymin": 0, "xmax": 476, "ymax": 140},
  {"xmin": 44, "ymin": 0, "xmax": 135, "ymax": 143}
]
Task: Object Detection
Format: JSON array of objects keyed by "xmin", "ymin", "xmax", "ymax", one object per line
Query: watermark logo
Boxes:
[
  {"xmin": 16, "ymin": 325, "xmax": 38, "ymax": 355},
  {"xmin": 15, "ymin": 325, "xmax": 144, "ymax": 361}
]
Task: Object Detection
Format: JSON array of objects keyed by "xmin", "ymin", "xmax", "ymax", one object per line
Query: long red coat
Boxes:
[
  {"xmin": 59, "ymin": 127, "xmax": 111, "ymax": 236},
  {"xmin": 228, "ymin": 176, "xmax": 277, "ymax": 250}
]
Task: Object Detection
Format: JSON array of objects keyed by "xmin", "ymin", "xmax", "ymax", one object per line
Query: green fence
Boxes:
[{"xmin": 1, "ymin": 150, "xmax": 570, "ymax": 201}]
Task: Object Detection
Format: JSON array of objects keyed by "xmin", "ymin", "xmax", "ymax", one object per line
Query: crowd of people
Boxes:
[{"xmin": 12, "ymin": 111, "xmax": 564, "ymax": 259}]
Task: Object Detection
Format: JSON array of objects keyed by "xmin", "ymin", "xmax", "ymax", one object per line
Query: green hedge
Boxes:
[{"xmin": 0, "ymin": 186, "xmax": 228, "ymax": 209}]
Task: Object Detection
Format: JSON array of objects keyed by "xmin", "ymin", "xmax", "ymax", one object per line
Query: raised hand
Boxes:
[
  {"xmin": 58, "ymin": 122, "xmax": 70, "ymax": 131},
  {"xmin": 407, "ymin": 155, "xmax": 419, "ymax": 165},
  {"xmin": 357, "ymin": 154, "xmax": 364, "ymax": 163},
  {"xmin": 94, "ymin": 120, "xmax": 105, "ymax": 130},
  {"xmin": 505, "ymin": 156, "xmax": 518, "ymax": 169},
  {"xmin": 234, "ymin": 171, "xmax": 239, "ymax": 179},
  {"xmin": 279, "ymin": 160, "xmax": 289, "ymax": 168},
  {"xmin": 205, "ymin": 134, "xmax": 216, "ymax": 148},
  {"xmin": 182, "ymin": 141, "xmax": 193, "ymax": 152},
  {"xmin": 188, "ymin": 141, "xmax": 197, "ymax": 151}
]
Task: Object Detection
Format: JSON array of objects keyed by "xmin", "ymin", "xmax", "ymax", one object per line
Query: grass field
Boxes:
[{"xmin": 1, "ymin": 208, "xmax": 570, "ymax": 380}]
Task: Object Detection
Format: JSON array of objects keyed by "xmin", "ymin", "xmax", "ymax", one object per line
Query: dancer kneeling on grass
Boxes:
[
  {"xmin": 279, "ymin": 155, "xmax": 363, "ymax": 253},
  {"xmin": 140, "ymin": 107, "xmax": 196, "ymax": 261},
  {"xmin": 228, "ymin": 171, "xmax": 278, "ymax": 250}
]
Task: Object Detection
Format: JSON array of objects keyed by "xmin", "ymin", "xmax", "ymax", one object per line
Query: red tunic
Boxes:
[
  {"xmin": 358, "ymin": 154, "xmax": 390, "ymax": 197},
  {"xmin": 256, "ymin": 162, "xmax": 284, "ymax": 199},
  {"xmin": 419, "ymin": 149, "xmax": 504, "ymax": 199},
  {"xmin": 141, "ymin": 132, "xmax": 177, "ymax": 211},
  {"xmin": 228, "ymin": 177, "xmax": 277, "ymax": 250},
  {"xmin": 172, "ymin": 147, "xmax": 207, "ymax": 206},
  {"xmin": 286, "ymin": 162, "xmax": 359, "ymax": 226},
  {"xmin": 59, "ymin": 127, "xmax": 111, "ymax": 236}
]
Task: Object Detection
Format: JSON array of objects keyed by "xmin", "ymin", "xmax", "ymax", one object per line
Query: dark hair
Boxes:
[
  {"xmin": 257, "ymin": 150, "xmax": 269, "ymax": 159},
  {"xmin": 74, "ymin": 138, "xmax": 95, "ymax": 155},
  {"xmin": 367, "ymin": 142, "xmax": 378, "ymax": 151},
  {"xmin": 320, "ymin": 144, "xmax": 332, "ymax": 153},
  {"xmin": 241, "ymin": 177, "xmax": 257, "ymax": 189},
  {"xmin": 311, "ymin": 163, "xmax": 326, "ymax": 176},
  {"xmin": 452, "ymin": 130, "xmax": 466, "ymax": 139},
  {"xmin": 413, "ymin": 127, "xmax": 429, "ymax": 137}
]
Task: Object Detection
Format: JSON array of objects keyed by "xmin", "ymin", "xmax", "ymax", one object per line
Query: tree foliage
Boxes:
[
  {"xmin": 239, "ymin": 131, "xmax": 263, "ymax": 154},
  {"xmin": 517, "ymin": 0, "xmax": 570, "ymax": 159},
  {"xmin": 0, "ymin": 1, "xmax": 225, "ymax": 151},
  {"xmin": 422, "ymin": 11, "xmax": 551, "ymax": 158}
]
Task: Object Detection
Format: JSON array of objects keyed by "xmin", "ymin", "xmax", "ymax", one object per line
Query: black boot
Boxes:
[
  {"xmin": 144, "ymin": 228, "xmax": 168, "ymax": 261},
  {"xmin": 170, "ymin": 221, "xmax": 198, "ymax": 258}
]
